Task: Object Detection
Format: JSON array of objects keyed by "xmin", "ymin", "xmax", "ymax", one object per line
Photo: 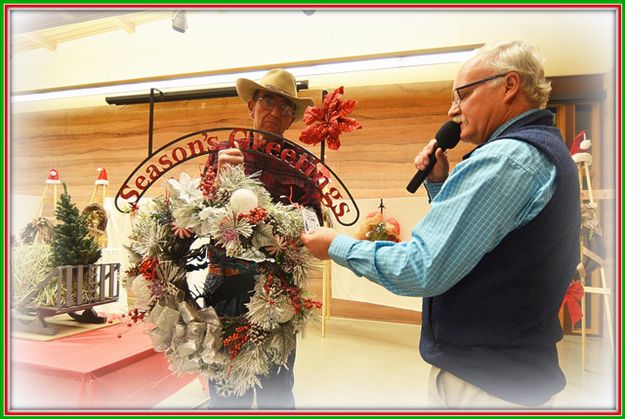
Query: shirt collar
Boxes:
[{"xmin": 487, "ymin": 108, "xmax": 541, "ymax": 143}]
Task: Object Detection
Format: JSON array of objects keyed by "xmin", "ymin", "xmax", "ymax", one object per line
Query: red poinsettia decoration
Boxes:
[
  {"xmin": 560, "ymin": 280, "xmax": 584, "ymax": 325},
  {"xmin": 299, "ymin": 86, "xmax": 362, "ymax": 150}
]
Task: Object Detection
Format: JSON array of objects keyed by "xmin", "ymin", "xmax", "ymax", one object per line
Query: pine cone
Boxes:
[{"xmin": 248, "ymin": 325, "xmax": 267, "ymax": 345}]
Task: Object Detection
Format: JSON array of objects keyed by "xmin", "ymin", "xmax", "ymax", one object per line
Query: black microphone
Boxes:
[{"xmin": 406, "ymin": 121, "xmax": 461, "ymax": 193}]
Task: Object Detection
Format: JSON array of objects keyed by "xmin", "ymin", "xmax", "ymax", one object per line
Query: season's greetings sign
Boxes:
[{"xmin": 115, "ymin": 127, "xmax": 360, "ymax": 226}]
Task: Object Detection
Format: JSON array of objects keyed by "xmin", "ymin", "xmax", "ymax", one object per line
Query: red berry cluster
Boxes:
[
  {"xmin": 263, "ymin": 274, "xmax": 276, "ymax": 294},
  {"xmin": 283, "ymin": 283, "xmax": 304, "ymax": 314},
  {"xmin": 262, "ymin": 275, "xmax": 321, "ymax": 315},
  {"xmin": 128, "ymin": 307, "xmax": 147, "ymax": 325},
  {"xmin": 139, "ymin": 257, "xmax": 159, "ymax": 281},
  {"xmin": 200, "ymin": 167, "xmax": 217, "ymax": 199},
  {"xmin": 223, "ymin": 325, "xmax": 251, "ymax": 360},
  {"xmin": 116, "ymin": 308, "xmax": 148, "ymax": 338},
  {"xmin": 303, "ymin": 298, "xmax": 323, "ymax": 310},
  {"xmin": 238, "ymin": 207, "xmax": 268, "ymax": 224}
]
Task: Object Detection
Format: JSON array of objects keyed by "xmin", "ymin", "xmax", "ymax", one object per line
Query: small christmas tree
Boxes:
[{"xmin": 51, "ymin": 187, "xmax": 101, "ymax": 267}]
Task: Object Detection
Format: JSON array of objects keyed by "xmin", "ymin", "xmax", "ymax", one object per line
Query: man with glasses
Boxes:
[
  {"xmin": 301, "ymin": 41, "xmax": 580, "ymax": 408},
  {"xmin": 202, "ymin": 69, "xmax": 320, "ymax": 409}
]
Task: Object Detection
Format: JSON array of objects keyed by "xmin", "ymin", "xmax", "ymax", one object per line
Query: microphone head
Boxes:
[{"xmin": 435, "ymin": 121, "xmax": 461, "ymax": 149}]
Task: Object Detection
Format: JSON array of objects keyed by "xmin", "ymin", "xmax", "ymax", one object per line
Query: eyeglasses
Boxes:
[
  {"xmin": 257, "ymin": 95, "xmax": 296, "ymax": 117},
  {"xmin": 451, "ymin": 73, "xmax": 507, "ymax": 107}
]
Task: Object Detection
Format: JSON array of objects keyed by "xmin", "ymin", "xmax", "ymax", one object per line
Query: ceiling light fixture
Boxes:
[
  {"xmin": 171, "ymin": 10, "xmax": 188, "ymax": 33},
  {"xmin": 104, "ymin": 81, "xmax": 310, "ymax": 106},
  {"xmin": 11, "ymin": 45, "xmax": 479, "ymax": 103}
]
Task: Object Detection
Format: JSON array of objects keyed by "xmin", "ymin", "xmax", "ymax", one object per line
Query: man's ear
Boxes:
[
  {"xmin": 285, "ymin": 115, "xmax": 295, "ymax": 130},
  {"xmin": 503, "ymin": 72, "xmax": 521, "ymax": 103},
  {"xmin": 247, "ymin": 100, "xmax": 256, "ymax": 118}
]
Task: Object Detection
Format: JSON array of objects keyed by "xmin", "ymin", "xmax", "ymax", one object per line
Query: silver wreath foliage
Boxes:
[{"xmin": 124, "ymin": 165, "xmax": 319, "ymax": 397}]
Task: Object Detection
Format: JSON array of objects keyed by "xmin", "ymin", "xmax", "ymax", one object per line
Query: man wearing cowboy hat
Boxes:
[
  {"xmin": 215, "ymin": 68, "xmax": 321, "ymax": 217},
  {"xmin": 203, "ymin": 68, "xmax": 321, "ymax": 409},
  {"xmin": 236, "ymin": 68, "xmax": 314, "ymax": 134}
]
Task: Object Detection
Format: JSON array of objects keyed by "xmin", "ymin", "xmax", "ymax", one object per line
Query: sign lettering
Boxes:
[{"xmin": 116, "ymin": 127, "xmax": 360, "ymax": 226}]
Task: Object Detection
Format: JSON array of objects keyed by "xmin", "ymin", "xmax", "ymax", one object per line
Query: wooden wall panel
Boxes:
[
  {"xmin": 12, "ymin": 80, "xmax": 465, "ymax": 324},
  {"xmin": 12, "ymin": 80, "xmax": 472, "ymax": 211}
]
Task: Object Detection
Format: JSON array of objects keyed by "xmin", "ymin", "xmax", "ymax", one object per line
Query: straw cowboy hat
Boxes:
[{"xmin": 236, "ymin": 68, "xmax": 314, "ymax": 119}]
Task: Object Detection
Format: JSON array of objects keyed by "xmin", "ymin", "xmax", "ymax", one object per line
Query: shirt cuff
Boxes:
[
  {"xmin": 328, "ymin": 234, "xmax": 358, "ymax": 266},
  {"xmin": 424, "ymin": 180, "xmax": 443, "ymax": 202}
]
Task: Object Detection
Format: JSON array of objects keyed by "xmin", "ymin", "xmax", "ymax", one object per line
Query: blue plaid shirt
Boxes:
[{"xmin": 329, "ymin": 109, "xmax": 558, "ymax": 297}]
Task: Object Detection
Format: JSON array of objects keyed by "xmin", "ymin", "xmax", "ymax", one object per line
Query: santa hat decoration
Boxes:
[
  {"xmin": 95, "ymin": 168, "xmax": 109, "ymax": 185},
  {"xmin": 46, "ymin": 168, "xmax": 61, "ymax": 184},
  {"xmin": 570, "ymin": 130, "xmax": 592, "ymax": 164}
]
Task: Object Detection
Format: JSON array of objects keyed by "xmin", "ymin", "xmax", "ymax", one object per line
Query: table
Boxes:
[{"xmin": 10, "ymin": 322, "xmax": 197, "ymax": 409}]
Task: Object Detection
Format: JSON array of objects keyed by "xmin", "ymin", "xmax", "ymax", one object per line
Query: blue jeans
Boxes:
[{"xmin": 204, "ymin": 271, "xmax": 296, "ymax": 409}]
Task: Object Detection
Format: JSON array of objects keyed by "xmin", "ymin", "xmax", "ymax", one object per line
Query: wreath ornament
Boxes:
[{"xmin": 124, "ymin": 164, "xmax": 320, "ymax": 397}]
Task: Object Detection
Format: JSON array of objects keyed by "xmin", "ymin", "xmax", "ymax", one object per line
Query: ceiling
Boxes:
[
  {"xmin": 11, "ymin": 11, "xmax": 170, "ymax": 54},
  {"xmin": 12, "ymin": 11, "xmax": 140, "ymax": 33},
  {"xmin": 7, "ymin": 8, "xmax": 618, "ymax": 112}
]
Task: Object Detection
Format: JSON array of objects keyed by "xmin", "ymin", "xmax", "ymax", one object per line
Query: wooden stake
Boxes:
[
  {"xmin": 577, "ymin": 159, "xmax": 613, "ymax": 370},
  {"xmin": 53, "ymin": 184, "xmax": 58, "ymax": 211},
  {"xmin": 89, "ymin": 186, "xmax": 98, "ymax": 204},
  {"xmin": 37, "ymin": 184, "xmax": 49, "ymax": 217}
]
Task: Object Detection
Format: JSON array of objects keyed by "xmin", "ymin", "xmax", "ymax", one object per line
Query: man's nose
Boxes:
[
  {"xmin": 448, "ymin": 101, "xmax": 460, "ymax": 118},
  {"xmin": 270, "ymin": 104, "xmax": 284, "ymax": 116}
]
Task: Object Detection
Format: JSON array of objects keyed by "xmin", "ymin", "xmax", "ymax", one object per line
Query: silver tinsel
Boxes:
[{"xmin": 147, "ymin": 301, "xmax": 224, "ymax": 373}]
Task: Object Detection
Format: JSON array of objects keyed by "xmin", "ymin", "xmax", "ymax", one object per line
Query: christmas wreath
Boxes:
[{"xmin": 124, "ymin": 165, "xmax": 320, "ymax": 397}]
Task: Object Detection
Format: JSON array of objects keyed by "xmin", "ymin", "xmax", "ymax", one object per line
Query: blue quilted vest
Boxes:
[{"xmin": 419, "ymin": 110, "xmax": 580, "ymax": 405}]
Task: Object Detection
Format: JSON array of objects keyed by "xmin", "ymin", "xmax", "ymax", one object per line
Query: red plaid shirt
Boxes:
[{"xmin": 206, "ymin": 140, "xmax": 323, "ymax": 222}]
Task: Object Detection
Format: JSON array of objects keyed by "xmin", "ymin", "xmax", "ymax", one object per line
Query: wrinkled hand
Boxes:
[
  {"xmin": 300, "ymin": 227, "xmax": 338, "ymax": 260},
  {"xmin": 217, "ymin": 146, "xmax": 244, "ymax": 173},
  {"xmin": 413, "ymin": 139, "xmax": 449, "ymax": 183}
]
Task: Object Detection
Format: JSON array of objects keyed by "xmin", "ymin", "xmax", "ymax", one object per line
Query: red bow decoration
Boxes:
[
  {"xmin": 299, "ymin": 86, "xmax": 362, "ymax": 151},
  {"xmin": 560, "ymin": 280, "xmax": 584, "ymax": 325}
]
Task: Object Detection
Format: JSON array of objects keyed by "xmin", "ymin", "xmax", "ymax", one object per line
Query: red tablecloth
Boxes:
[{"xmin": 10, "ymin": 323, "xmax": 197, "ymax": 409}]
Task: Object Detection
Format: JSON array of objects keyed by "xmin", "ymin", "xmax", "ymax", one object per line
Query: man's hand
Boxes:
[
  {"xmin": 300, "ymin": 227, "xmax": 338, "ymax": 260},
  {"xmin": 413, "ymin": 139, "xmax": 449, "ymax": 183},
  {"xmin": 217, "ymin": 147, "xmax": 244, "ymax": 172}
]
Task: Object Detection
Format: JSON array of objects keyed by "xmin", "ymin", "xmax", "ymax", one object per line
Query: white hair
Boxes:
[{"xmin": 473, "ymin": 40, "xmax": 552, "ymax": 109}]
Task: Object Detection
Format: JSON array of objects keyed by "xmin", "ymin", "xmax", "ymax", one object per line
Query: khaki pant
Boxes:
[{"xmin": 428, "ymin": 367, "xmax": 555, "ymax": 409}]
